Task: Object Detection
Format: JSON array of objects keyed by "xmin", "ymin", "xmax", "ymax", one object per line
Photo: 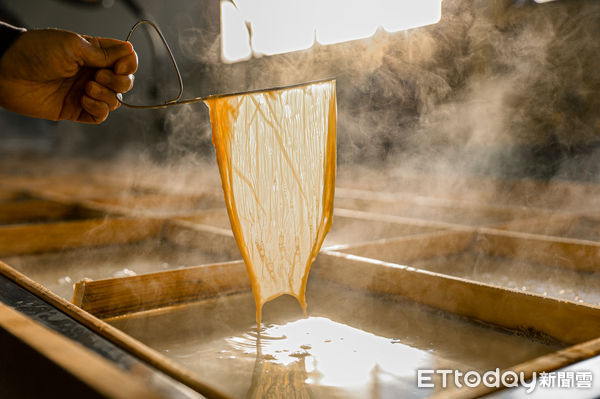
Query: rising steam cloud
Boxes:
[{"xmin": 165, "ymin": 0, "xmax": 600, "ymax": 183}]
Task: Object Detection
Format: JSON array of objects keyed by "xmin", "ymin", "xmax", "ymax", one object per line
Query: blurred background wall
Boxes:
[{"xmin": 1, "ymin": 0, "xmax": 599, "ymax": 181}]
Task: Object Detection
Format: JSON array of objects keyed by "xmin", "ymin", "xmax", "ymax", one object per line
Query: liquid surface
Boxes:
[
  {"xmin": 107, "ymin": 281, "xmax": 561, "ymax": 399},
  {"xmin": 206, "ymin": 80, "xmax": 337, "ymax": 322}
]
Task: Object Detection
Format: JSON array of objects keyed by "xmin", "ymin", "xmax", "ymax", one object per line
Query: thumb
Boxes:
[{"xmin": 78, "ymin": 36, "xmax": 134, "ymax": 69}]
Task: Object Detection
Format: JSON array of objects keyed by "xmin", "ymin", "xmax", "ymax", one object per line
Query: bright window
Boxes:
[{"xmin": 221, "ymin": 0, "xmax": 443, "ymax": 63}]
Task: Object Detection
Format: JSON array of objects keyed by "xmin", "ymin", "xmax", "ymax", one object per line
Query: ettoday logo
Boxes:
[{"xmin": 417, "ymin": 369, "xmax": 593, "ymax": 393}]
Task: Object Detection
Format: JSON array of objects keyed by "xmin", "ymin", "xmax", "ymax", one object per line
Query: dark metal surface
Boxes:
[{"xmin": 0, "ymin": 274, "xmax": 204, "ymax": 399}]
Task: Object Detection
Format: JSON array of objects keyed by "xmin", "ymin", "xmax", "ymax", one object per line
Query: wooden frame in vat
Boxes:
[
  {"xmin": 333, "ymin": 193, "xmax": 547, "ymax": 228},
  {"xmin": 495, "ymin": 213, "xmax": 600, "ymax": 243},
  {"xmin": 335, "ymin": 229, "xmax": 600, "ymax": 272},
  {"xmin": 83, "ymin": 193, "xmax": 225, "ymax": 217},
  {"xmin": 1, "ymin": 170, "xmax": 600, "ymax": 398},
  {"xmin": 0, "ymin": 217, "xmax": 163, "ymax": 257},
  {"xmin": 0, "ymin": 198, "xmax": 104, "ymax": 225}
]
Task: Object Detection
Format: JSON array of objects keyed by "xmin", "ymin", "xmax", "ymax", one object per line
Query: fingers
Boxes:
[
  {"xmin": 76, "ymin": 35, "xmax": 137, "ymax": 124},
  {"xmin": 81, "ymin": 94, "xmax": 109, "ymax": 124},
  {"xmin": 95, "ymin": 69, "xmax": 134, "ymax": 93},
  {"xmin": 84, "ymin": 67, "xmax": 134, "ymax": 123},
  {"xmin": 78, "ymin": 36, "xmax": 135, "ymax": 69},
  {"xmin": 85, "ymin": 81, "xmax": 120, "ymax": 111},
  {"xmin": 114, "ymin": 51, "xmax": 138, "ymax": 75},
  {"xmin": 83, "ymin": 36, "xmax": 138, "ymax": 74}
]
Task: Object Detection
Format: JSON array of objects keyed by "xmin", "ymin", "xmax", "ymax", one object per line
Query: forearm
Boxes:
[{"xmin": 0, "ymin": 21, "xmax": 26, "ymax": 59}]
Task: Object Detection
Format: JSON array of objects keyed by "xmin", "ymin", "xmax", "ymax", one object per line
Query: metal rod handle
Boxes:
[
  {"xmin": 117, "ymin": 19, "xmax": 187, "ymax": 109},
  {"xmin": 116, "ymin": 20, "xmax": 336, "ymax": 110}
]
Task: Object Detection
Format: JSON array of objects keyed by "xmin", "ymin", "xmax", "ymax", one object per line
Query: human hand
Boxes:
[{"xmin": 0, "ymin": 28, "xmax": 137, "ymax": 123}]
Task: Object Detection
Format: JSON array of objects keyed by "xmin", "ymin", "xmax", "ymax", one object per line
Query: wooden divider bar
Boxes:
[
  {"xmin": 329, "ymin": 230, "xmax": 475, "ymax": 262},
  {"xmin": 0, "ymin": 218, "xmax": 164, "ymax": 257},
  {"xmin": 493, "ymin": 214, "xmax": 577, "ymax": 236},
  {"xmin": 478, "ymin": 228, "xmax": 600, "ymax": 272},
  {"xmin": 335, "ymin": 187, "xmax": 551, "ymax": 217},
  {"xmin": 73, "ymin": 260, "xmax": 250, "ymax": 319},
  {"xmin": 314, "ymin": 251, "xmax": 600, "ymax": 345},
  {"xmin": 336, "ymin": 226, "xmax": 600, "ymax": 273},
  {"xmin": 0, "ymin": 188, "xmax": 30, "ymax": 201},
  {"xmin": 0, "ymin": 199, "xmax": 96, "ymax": 224}
]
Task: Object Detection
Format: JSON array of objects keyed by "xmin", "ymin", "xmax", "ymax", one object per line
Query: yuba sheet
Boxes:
[{"xmin": 205, "ymin": 80, "xmax": 337, "ymax": 323}]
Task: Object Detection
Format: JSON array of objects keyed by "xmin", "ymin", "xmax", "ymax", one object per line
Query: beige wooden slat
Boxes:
[
  {"xmin": 493, "ymin": 213, "xmax": 576, "ymax": 236},
  {"xmin": 0, "ymin": 188, "xmax": 31, "ymax": 201},
  {"xmin": 338, "ymin": 226, "xmax": 600, "ymax": 273},
  {"xmin": 478, "ymin": 228, "xmax": 600, "ymax": 272},
  {"xmin": 0, "ymin": 218, "xmax": 164, "ymax": 256},
  {"xmin": 0, "ymin": 199, "xmax": 104, "ymax": 224},
  {"xmin": 330, "ymin": 230, "xmax": 475, "ymax": 263},
  {"xmin": 73, "ymin": 260, "xmax": 250, "ymax": 319},
  {"xmin": 314, "ymin": 251, "xmax": 600, "ymax": 345},
  {"xmin": 94, "ymin": 193, "xmax": 223, "ymax": 209}
]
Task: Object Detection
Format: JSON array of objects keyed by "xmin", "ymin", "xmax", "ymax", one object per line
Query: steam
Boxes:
[
  {"xmin": 160, "ymin": 0, "xmax": 600, "ymax": 184},
  {"xmin": 164, "ymin": 103, "xmax": 214, "ymax": 161}
]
